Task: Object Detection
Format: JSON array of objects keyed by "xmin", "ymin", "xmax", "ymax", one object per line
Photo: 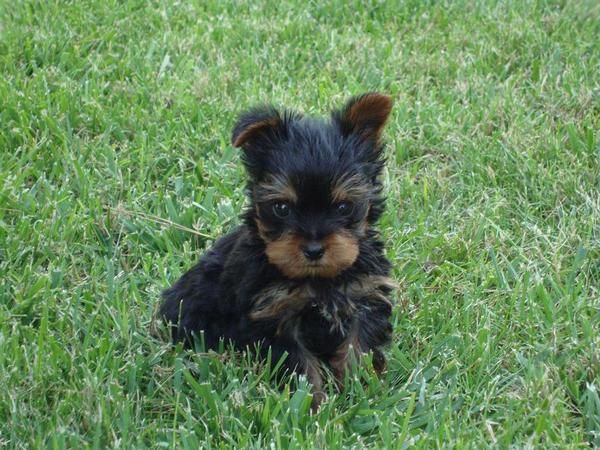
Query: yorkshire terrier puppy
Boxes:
[{"xmin": 161, "ymin": 93, "xmax": 396, "ymax": 410}]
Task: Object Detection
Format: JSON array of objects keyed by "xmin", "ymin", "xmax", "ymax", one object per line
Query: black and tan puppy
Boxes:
[{"xmin": 161, "ymin": 93, "xmax": 396, "ymax": 409}]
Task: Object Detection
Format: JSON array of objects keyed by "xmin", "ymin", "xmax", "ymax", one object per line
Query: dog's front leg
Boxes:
[{"xmin": 259, "ymin": 333, "xmax": 324, "ymax": 412}]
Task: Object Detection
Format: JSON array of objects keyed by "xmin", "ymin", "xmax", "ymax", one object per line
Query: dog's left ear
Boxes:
[{"xmin": 333, "ymin": 93, "xmax": 393, "ymax": 144}]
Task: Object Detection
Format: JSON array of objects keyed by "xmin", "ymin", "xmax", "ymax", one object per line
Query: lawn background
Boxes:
[{"xmin": 0, "ymin": 0, "xmax": 598, "ymax": 448}]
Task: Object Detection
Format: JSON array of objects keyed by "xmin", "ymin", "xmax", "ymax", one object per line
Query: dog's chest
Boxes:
[
  {"xmin": 297, "ymin": 297, "xmax": 355, "ymax": 356},
  {"xmin": 249, "ymin": 282, "xmax": 356, "ymax": 350}
]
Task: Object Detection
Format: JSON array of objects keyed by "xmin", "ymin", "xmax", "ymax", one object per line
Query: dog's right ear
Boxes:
[{"xmin": 232, "ymin": 106, "xmax": 283, "ymax": 149}]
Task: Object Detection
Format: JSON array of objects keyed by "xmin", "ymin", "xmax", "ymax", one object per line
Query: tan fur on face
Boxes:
[
  {"xmin": 330, "ymin": 174, "xmax": 370, "ymax": 237},
  {"xmin": 331, "ymin": 174, "xmax": 370, "ymax": 203},
  {"xmin": 265, "ymin": 231, "xmax": 359, "ymax": 279},
  {"xmin": 254, "ymin": 174, "xmax": 297, "ymax": 203},
  {"xmin": 253, "ymin": 172, "xmax": 296, "ymax": 241}
]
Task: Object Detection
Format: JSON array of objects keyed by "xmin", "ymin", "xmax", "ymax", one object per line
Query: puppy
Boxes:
[{"xmin": 161, "ymin": 93, "xmax": 395, "ymax": 410}]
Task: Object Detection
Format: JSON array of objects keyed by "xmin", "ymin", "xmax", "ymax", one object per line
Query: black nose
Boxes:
[{"xmin": 303, "ymin": 242, "xmax": 325, "ymax": 261}]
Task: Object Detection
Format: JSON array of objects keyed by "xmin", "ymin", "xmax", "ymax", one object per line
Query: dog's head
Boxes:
[{"xmin": 232, "ymin": 93, "xmax": 393, "ymax": 279}]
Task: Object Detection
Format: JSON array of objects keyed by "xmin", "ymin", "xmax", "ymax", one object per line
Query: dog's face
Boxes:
[{"xmin": 232, "ymin": 93, "xmax": 393, "ymax": 279}]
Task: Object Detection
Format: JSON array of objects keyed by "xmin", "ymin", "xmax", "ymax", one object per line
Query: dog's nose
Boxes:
[{"xmin": 303, "ymin": 242, "xmax": 325, "ymax": 261}]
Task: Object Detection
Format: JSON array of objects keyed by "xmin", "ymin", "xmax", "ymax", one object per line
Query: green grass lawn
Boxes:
[{"xmin": 1, "ymin": 0, "xmax": 599, "ymax": 448}]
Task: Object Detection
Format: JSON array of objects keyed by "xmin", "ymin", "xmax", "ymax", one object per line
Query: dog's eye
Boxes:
[
  {"xmin": 336, "ymin": 201, "xmax": 354, "ymax": 216},
  {"xmin": 272, "ymin": 202, "xmax": 291, "ymax": 218}
]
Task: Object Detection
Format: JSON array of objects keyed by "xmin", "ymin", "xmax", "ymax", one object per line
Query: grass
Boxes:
[{"xmin": 0, "ymin": 0, "xmax": 598, "ymax": 448}]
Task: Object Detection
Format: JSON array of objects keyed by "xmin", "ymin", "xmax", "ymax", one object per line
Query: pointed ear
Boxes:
[
  {"xmin": 334, "ymin": 93, "xmax": 393, "ymax": 142},
  {"xmin": 231, "ymin": 106, "xmax": 283, "ymax": 149}
]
